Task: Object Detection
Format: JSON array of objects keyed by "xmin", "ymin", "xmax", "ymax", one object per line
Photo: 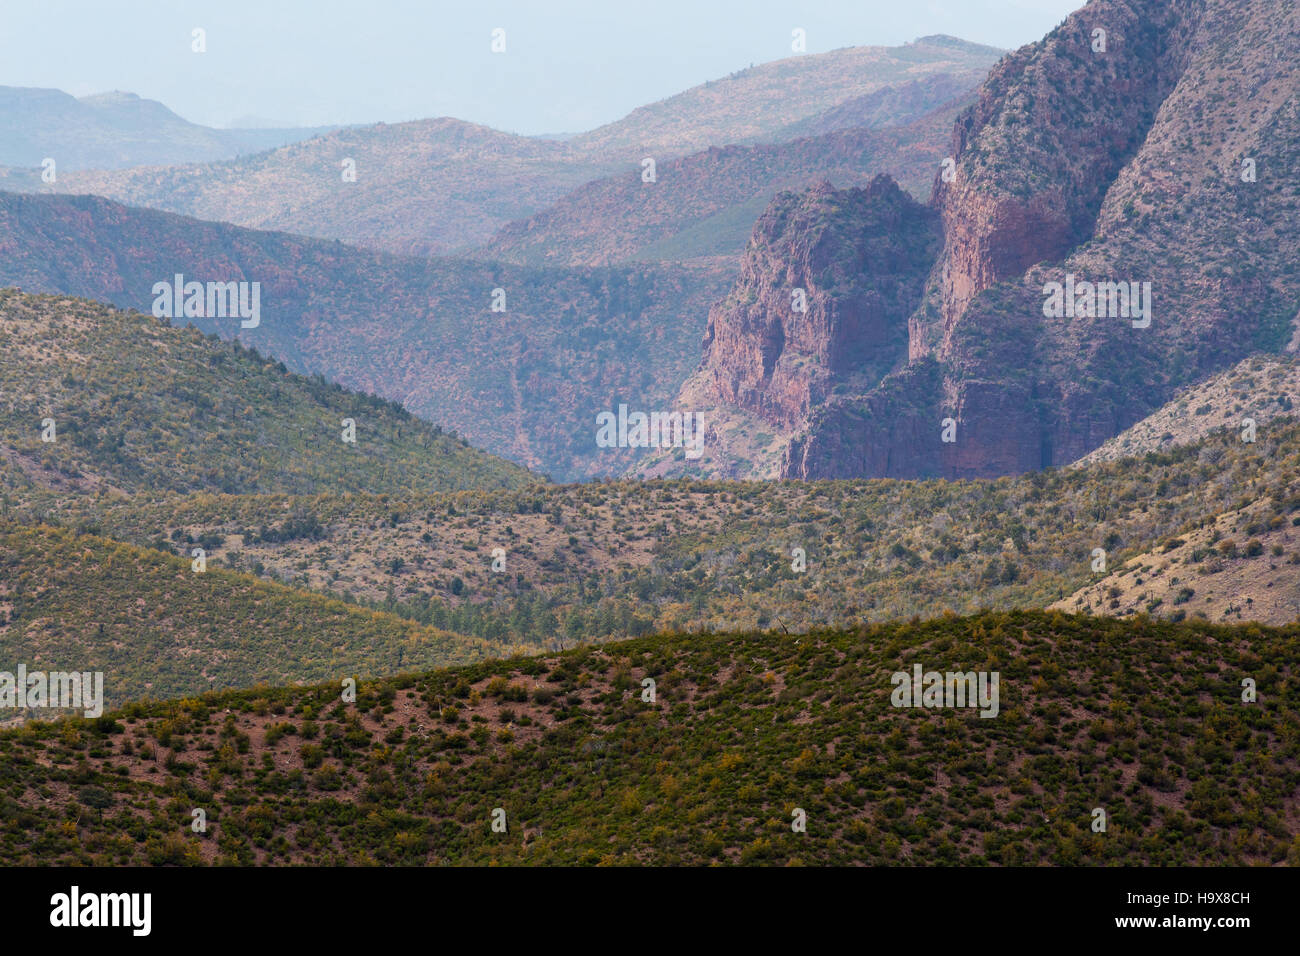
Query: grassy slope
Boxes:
[
  {"xmin": 2, "ymin": 610, "xmax": 1294, "ymax": 865},
  {"xmin": 1052, "ymin": 498, "xmax": 1300, "ymax": 623},
  {"xmin": 0, "ymin": 522, "xmax": 534, "ymax": 709},
  {"xmin": 0, "ymin": 289, "xmax": 533, "ymax": 496}
]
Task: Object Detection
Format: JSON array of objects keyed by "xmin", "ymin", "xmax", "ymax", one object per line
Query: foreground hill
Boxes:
[
  {"xmin": 0, "ymin": 290, "xmax": 532, "ymax": 496},
  {"xmin": 16, "ymin": 417, "xmax": 1300, "ymax": 658},
  {"xmin": 669, "ymin": 0, "xmax": 1300, "ymax": 480},
  {"xmin": 2, "ymin": 610, "xmax": 1294, "ymax": 865},
  {"xmin": 0, "ymin": 522, "xmax": 522, "ymax": 710},
  {"xmin": 0, "ymin": 87, "xmax": 334, "ymax": 170},
  {"xmin": 0, "ymin": 195, "xmax": 730, "ymax": 481},
  {"xmin": 0, "ymin": 40, "xmax": 1001, "ymax": 256}
]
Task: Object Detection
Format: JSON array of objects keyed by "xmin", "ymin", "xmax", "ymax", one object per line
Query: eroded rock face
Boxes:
[
  {"xmin": 781, "ymin": 365, "xmax": 1043, "ymax": 480},
  {"xmin": 782, "ymin": 361, "xmax": 941, "ymax": 478},
  {"xmin": 913, "ymin": 0, "xmax": 1183, "ymax": 362},
  {"xmin": 685, "ymin": 0, "xmax": 1300, "ymax": 482},
  {"xmin": 698, "ymin": 176, "xmax": 940, "ymax": 430},
  {"xmin": 916, "ymin": 189, "xmax": 1074, "ymax": 362}
]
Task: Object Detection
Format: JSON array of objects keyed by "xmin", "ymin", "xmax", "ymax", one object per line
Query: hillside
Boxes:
[
  {"xmin": 770, "ymin": 71, "xmax": 984, "ymax": 141},
  {"xmin": 0, "ymin": 522, "xmax": 524, "ymax": 711},
  {"xmin": 0, "ymin": 194, "xmax": 730, "ymax": 481},
  {"xmin": 477, "ymin": 99, "xmax": 969, "ymax": 268},
  {"xmin": 13, "ymin": 418, "xmax": 1300, "ymax": 661},
  {"xmin": 1073, "ymin": 353, "xmax": 1300, "ymax": 466},
  {"xmin": 0, "ymin": 87, "xmax": 333, "ymax": 170},
  {"xmin": 568, "ymin": 37, "xmax": 1003, "ymax": 157},
  {"xmin": 668, "ymin": 0, "xmax": 1300, "ymax": 481},
  {"xmin": 0, "ymin": 290, "xmax": 532, "ymax": 496},
  {"xmin": 0, "ymin": 118, "xmax": 618, "ymax": 258},
  {"xmin": 1053, "ymin": 495, "xmax": 1300, "ymax": 624},
  {"xmin": 0, "ymin": 41, "xmax": 1001, "ymax": 257},
  {"xmin": 1, "ymin": 610, "xmax": 1295, "ymax": 865}
]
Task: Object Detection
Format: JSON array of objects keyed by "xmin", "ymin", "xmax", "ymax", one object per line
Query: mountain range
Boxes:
[
  {"xmin": 0, "ymin": 38, "xmax": 1001, "ymax": 257},
  {"xmin": 0, "ymin": 87, "xmax": 335, "ymax": 169}
]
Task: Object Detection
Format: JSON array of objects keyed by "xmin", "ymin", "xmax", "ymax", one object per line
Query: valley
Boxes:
[{"xmin": 0, "ymin": 0, "xmax": 1296, "ymax": 880}]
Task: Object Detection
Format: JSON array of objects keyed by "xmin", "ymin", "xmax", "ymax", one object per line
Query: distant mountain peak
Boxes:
[
  {"xmin": 79, "ymin": 90, "xmax": 143, "ymax": 103},
  {"xmin": 909, "ymin": 34, "xmax": 1004, "ymax": 52}
]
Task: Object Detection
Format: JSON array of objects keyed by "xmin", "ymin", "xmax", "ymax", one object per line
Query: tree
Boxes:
[{"xmin": 77, "ymin": 785, "xmax": 113, "ymax": 822}]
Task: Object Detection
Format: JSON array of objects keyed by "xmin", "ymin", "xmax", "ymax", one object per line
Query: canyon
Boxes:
[{"xmin": 668, "ymin": 0, "xmax": 1300, "ymax": 481}]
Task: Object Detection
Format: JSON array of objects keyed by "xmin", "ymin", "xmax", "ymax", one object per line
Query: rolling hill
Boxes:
[
  {"xmin": 477, "ymin": 98, "xmax": 970, "ymax": 267},
  {"xmin": 2, "ymin": 609, "xmax": 1294, "ymax": 865},
  {"xmin": 0, "ymin": 289, "xmax": 533, "ymax": 497},
  {"xmin": 0, "ymin": 194, "xmax": 730, "ymax": 481},
  {"xmin": 12, "ymin": 416, "xmax": 1300, "ymax": 662},
  {"xmin": 567, "ymin": 36, "xmax": 1002, "ymax": 157},
  {"xmin": 0, "ymin": 118, "xmax": 620, "ymax": 258},
  {"xmin": 0, "ymin": 521, "xmax": 525, "ymax": 711}
]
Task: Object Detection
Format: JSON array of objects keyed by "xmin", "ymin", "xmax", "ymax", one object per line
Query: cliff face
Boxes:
[
  {"xmin": 782, "ymin": 364, "xmax": 1043, "ymax": 480},
  {"xmin": 676, "ymin": 0, "xmax": 1300, "ymax": 481},
  {"xmin": 917, "ymin": 0, "xmax": 1184, "ymax": 354},
  {"xmin": 698, "ymin": 176, "xmax": 940, "ymax": 430}
]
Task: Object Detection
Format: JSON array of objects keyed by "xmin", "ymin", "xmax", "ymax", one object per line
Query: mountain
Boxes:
[
  {"xmin": 0, "ymin": 118, "xmax": 620, "ymax": 258},
  {"xmin": 567, "ymin": 36, "xmax": 1003, "ymax": 157},
  {"xmin": 0, "ymin": 41, "xmax": 1002, "ymax": 257},
  {"xmin": 667, "ymin": 0, "xmax": 1300, "ymax": 481},
  {"xmin": 0, "ymin": 192, "xmax": 730, "ymax": 481},
  {"xmin": 2, "ymin": 609, "xmax": 1295, "ymax": 865},
  {"xmin": 769, "ymin": 71, "xmax": 985, "ymax": 141},
  {"xmin": 477, "ymin": 97, "xmax": 970, "ymax": 268},
  {"xmin": 0, "ymin": 87, "xmax": 335, "ymax": 170},
  {"xmin": 0, "ymin": 289, "xmax": 532, "ymax": 496},
  {"xmin": 649, "ymin": 176, "xmax": 942, "ymax": 478},
  {"xmin": 0, "ymin": 521, "xmax": 523, "ymax": 710}
]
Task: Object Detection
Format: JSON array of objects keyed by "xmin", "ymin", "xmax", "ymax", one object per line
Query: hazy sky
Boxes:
[{"xmin": 0, "ymin": 0, "xmax": 1084, "ymax": 133}]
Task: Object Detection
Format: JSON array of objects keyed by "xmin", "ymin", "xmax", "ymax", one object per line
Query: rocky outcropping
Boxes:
[
  {"xmin": 680, "ymin": 0, "xmax": 1300, "ymax": 481},
  {"xmin": 698, "ymin": 176, "xmax": 940, "ymax": 430}
]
